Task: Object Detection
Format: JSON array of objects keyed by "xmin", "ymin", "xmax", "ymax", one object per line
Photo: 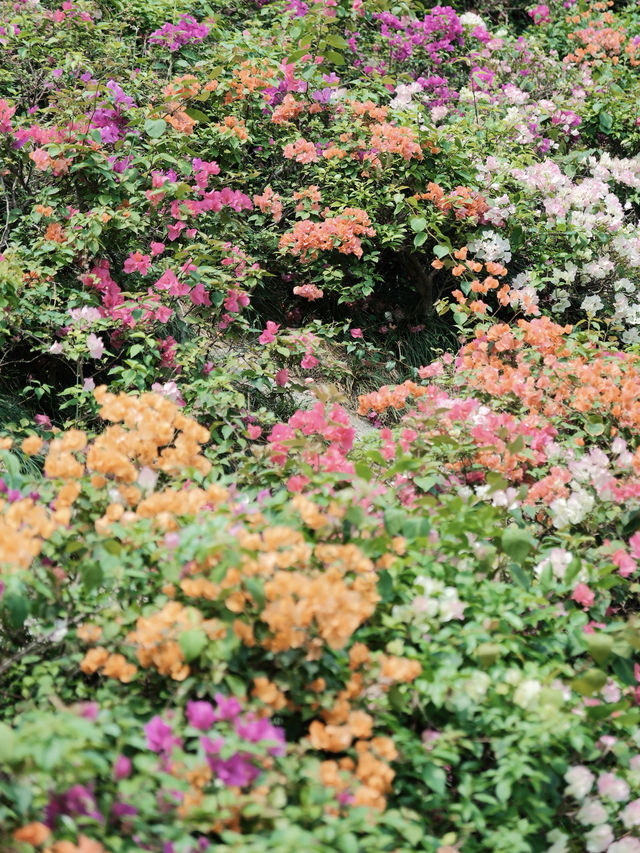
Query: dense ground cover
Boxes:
[{"xmin": 3, "ymin": 0, "xmax": 640, "ymax": 850}]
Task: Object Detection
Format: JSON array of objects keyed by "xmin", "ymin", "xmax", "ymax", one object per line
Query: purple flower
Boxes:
[
  {"xmin": 186, "ymin": 700, "xmax": 216, "ymax": 730},
  {"xmin": 113, "ymin": 754, "xmax": 132, "ymax": 780},
  {"xmin": 79, "ymin": 702, "xmax": 99, "ymax": 720},
  {"xmin": 212, "ymin": 693, "xmax": 242, "ymax": 721},
  {"xmin": 112, "ymin": 801, "xmax": 138, "ymax": 818},
  {"xmin": 149, "ymin": 15, "xmax": 210, "ymax": 51},
  {"xmin": 208, "ymin": 753, "xmax": 261, "ymax": 787},
  {"xmin": 45, "ymin": 785, "xmax": 102, "ymax": 828},
  {"xmin": 201, "ymin": 735, "xmax": 224, "ymax": 755},
  {"xmin": 234, "ymin": 714, "xmax": 286, "ymax": 756},
  {"xmin": 145, "ymin": 716, "xmax": 180, "ymax": 753}
]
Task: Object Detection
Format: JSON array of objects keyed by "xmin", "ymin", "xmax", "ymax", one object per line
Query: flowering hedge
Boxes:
[{"xmin": 3, "ymin": 0, "xmax": 640, "ymax": 851}]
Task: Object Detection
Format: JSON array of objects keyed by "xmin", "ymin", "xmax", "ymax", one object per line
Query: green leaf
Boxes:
[
  {"xmin": 413, "ymin": 231, "xmax": 428, "ymax": 248},
  {"xmin": 245, "ymin": 577, "xmax": 266, "ymax": 609},
  {"xmin": 345, "ymin": 505, "xmax": 365, "ymax": 527},
  {"xmin": 507, "ymin": 434, "xmax": 525, "ymax": 453},
  {"xmin": 598, "ymin": 111, "xmax": 613, "ymax": 133},
  {"xmin": 509, "ymin": 562, "xmax": 530, "ymax": 590},
  {"xmin": 611, "ymin": 655, "xmax": 636, "ymax": 685},
  {"xmin": 377, "ymin": 570, "xmax": 394, "ymax": 603},
  {"xmin": 179, "ymin": 629, "xmax": 208, "ymax": 662},
  {"xmin": 409, "ymin": 216, "xmax": 427, "ymax": 232},
  {"xmin": 384, "ymin": 508, "xmax": 406, "ymax": 536},
  {"xmin": 501, "ymin": 526, "xmax": 535, "ymax": 565},
  {"xmin": 325, "ymin": 34, "xmax": 349, "ymax": 49},
  {"xmin": 422, "ymin": 764, "xmax": 446, "ymax": 795},
  {"xmin": 324, "ymin": 49, "xmax": 345, "ymax": 65},
  {"xmin": 81, "ymin": 563, "xmax": 103, "ymax": 590},
  {"xmin": 354, "ymin": 462, "xmax": 372, "ymax": 481},
  {"xmin": 585, "ymin": 418, "xmax": 605, "ymax": 437},
  {"xmin": 496, "ymin": 779, "xmax": 512, "ymax": 804},
  {"xmin": 572, "ymin": 668, "xmax": 607, "ymax": 696},
  {"xmin": 510, "ymin": 224, "xmax": 524, "ymax": 249},
  {"xmin": 184, "ymin": 107, "xmax": 209, "ymax": 125},
  {"xmin": 475, "ymin": 643, "xmax": 502, "ymax": 666},
  {"xmin": 414, "ymin": 474, "xmax": 437, "ymax": 492},
  {"xmin": 486, "ymin": 471, "xmax": 509, "ymax": 492},
  {"xmin": 4, "ymin": 592, "xmax": 29, "ymax": 629},
  {"xmin": 433, "ymin": 244, "xmax": 449, "ymax": 259},
  {"xmin": 337, "ymin": 834, "xmax": 359, "ymax": 853},
  {"xmin": 564, "ymin": 557, "xmax": 582, "ymax": 585},
  {"xmin": 586, "ymin": 633, "xmax": 613, "ymax": 665},
  {"xmin": 0, "ymin": 722, "xmax": 17, "ymax": 763},
  {"xmin": 144, "ymin": 118, "xmax": 167, "ymax": 139}
]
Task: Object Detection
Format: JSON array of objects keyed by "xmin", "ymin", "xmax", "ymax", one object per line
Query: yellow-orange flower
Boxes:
[{"xmin": 13, "ymin": 822, "xmax": 50, "ymax": 845}]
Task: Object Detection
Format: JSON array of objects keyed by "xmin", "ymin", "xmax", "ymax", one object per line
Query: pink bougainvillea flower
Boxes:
[
  {"xmin": 86, "ymin": 333, "xmax": 104, "ymax": 359},
  {"xmin": 275, "ymin": 368, "xmax": 289, "ymax": 387},
  {"xmin": 154, "ymin": 270, "xmax": 190, "ymax": 296},
  {"xmin": 167, "ymin": 221, "xmax": 186, "ymax": 241},
  {"xmin": 629, "ymin": 531, "xmax": 640, "ymax": 559},
  {"xmin": 189, "ymin": 282, "xmax": 211, "ymax": 306},
  {"xmin": 351, "ymin": 328, "xmax": 363, "ymax": 339},
  {"xmin": 572, "ymin": 583, "xmax": 595, "ymax": 609},
  {"xmin": 247, "ymin": 425, "xmax": 262, "ymax": 439},
  {"xmin": 113, "ymin": 755, "xmax": 132, "ymax": 780},
  {"xmin": 259, "ymin": 321, "xmax": 280, "ymax": 344},
  {"xmin": 150, "ymin": 241, "xmax": 165, "ymax": 256},
  {"xmin": 528, "ymin": 3, "xmax": 550, "ymax": 24},
  {"xmin": 154, "ymin": 269, "xmax": 180, "ymax": 291},
  {"xmin": 123, "ymin": 251, "xmax": 151, "ymax": 275},
  {"xmin": 293, "ymin": 283, "xmax": 324, "ymax": 300},
  {"xmin": 612, "ymin": 549, "xmax": 637, "ymax": 578},
  {"xmin": 286, "ymin": 474, "xmax": 310, "ymax": 492}
]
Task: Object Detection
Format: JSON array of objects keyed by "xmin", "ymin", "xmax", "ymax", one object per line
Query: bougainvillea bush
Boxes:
[{"xmin": 4, "ymin": 0, "xmax": 640, "ymax": 850}]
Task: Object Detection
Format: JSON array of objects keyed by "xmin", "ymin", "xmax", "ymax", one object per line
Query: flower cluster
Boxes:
[{"xmin": 279, "ymin": 208, "xmax": 376, "ymax": 261}]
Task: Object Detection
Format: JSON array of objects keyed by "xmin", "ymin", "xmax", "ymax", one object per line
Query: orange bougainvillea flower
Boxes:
[
  {"xmin": 164, "ymin": 74, "xmax": 201, "ymax": 100},
  {"xmin": 80, "ymin": 646, "xmax": 110, "ymax": 674},
  {"xmin": 22, "ymin": 435, "xmax": 44, "ymax": 455},
  {"xmin": 348, "ymin": 710, "xmax": 374, "ymax": 738},
  {"xmin": 44, "ymin": 223, "xmax": 67, "ymax": 243},
  {"xmin": 101, "ymin": 653, "xmax": 137, "ymax": 683},
  {"xmin": 77, "ymin": 623, "xmax": 102, "ymax": 644},
  {"xmin": 349, "ymin": 642, "xmax": 371, "ymax": 669},
  {"xmin": 13, "ymin": 822, "xmax": 51, "ymax": 845},
  {"xmin": 380, "ymin": 655, "xmax": 422, "ymax": 683},
  {"xmin": 308, "ymin": 720, "xmax": 354, "ymax": 751},
  {"xmin": 252, "ymin": 677, "xmax": 287, "ymax": 710}
]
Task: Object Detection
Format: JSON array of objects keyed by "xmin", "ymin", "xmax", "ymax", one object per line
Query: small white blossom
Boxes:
[
  {"xmin": 576, "ymin": 798, "xmax": 608, "ymax": 826},
  {"xmin": 585, "ymin": 824, "xmax": 614, "ymax": 853},
  {"xmin": 564, "ymin": 765, "xmax": 595, "ymax": 800}
]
